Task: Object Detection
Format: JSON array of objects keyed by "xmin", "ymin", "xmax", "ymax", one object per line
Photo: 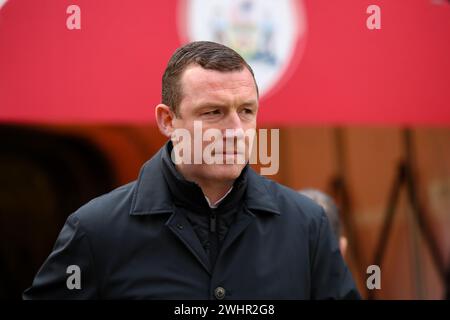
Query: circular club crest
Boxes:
[
  {"xmin": 178, "ymin": 0, "xmax": 307, "ymax": 98},
  {"xmin": 0, "ymin": 0, "xmax": 8, "ymax": 10}
]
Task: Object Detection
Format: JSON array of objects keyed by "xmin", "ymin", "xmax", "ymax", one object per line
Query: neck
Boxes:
[{"xmin": 175, "ymin": 165, "xmax": 234, "ymax": 205}]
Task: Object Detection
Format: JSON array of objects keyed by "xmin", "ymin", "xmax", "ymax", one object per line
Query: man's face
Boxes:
[{"xmin": 172, "ymin": 64, "xmax": 258, "ymax": 184}]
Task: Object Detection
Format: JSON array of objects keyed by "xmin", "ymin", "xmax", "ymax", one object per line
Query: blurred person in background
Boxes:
[{"xmin": 299, "ymin": 189, "xmax": 348, "ymax": 258}]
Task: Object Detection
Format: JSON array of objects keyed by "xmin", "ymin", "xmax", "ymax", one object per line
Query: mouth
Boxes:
[
  {"xmin": 221, "ymin": 151, "xmax": 245, "ymax": 157},
  {"xmin": 210, "ymin": 150, "xmax": 244, "ymax": 156}
]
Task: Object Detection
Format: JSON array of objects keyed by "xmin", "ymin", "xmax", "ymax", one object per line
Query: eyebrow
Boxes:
[
  {"xmin": 240, "ymin": 101, "xmax": 258, "ymax": 108},
  {"xmin": 195, "ymin": 100, "xmax": 258, "ymax": 110}
]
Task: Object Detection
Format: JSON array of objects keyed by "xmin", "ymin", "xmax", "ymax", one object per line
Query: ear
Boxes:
[
  {"xmin": 339, "ymin": 236, "xmax": 348, "ymax": 258},
  {"xmin": 155, "ymin": 104, "xmax": 176, "ymax": 138}
]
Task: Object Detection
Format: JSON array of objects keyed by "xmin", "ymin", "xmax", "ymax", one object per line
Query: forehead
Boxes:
[{"xmin": 179, "ymin": 65, "xmax": 258, "ymax": 106}]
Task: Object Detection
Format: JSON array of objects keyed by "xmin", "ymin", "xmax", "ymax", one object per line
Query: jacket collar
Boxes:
[{"xmin": 130, "ymin": 141, "xmax": 280, "ymax": 216}]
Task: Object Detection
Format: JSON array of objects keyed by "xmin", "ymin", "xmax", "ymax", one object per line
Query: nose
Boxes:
[
  {"xmin": 222, "ymin": 111, "xmax": 245, "ymax": 153},
  {"xmin": 224, "ymin": 111, "xmax": 243, "ymax": 131}
]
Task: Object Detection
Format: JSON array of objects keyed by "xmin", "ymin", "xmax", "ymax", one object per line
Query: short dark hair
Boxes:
[{"xmin": 162, "ymin": 41, "xmax": 258, "ymax": 115}]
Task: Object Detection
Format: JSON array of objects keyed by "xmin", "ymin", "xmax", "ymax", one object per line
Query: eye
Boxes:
[
  {"xmin": 240, "ymin": 108, "xmax": 254, "ymax": 115},
  {"xmin": 202, "ymin": 109, "xmax": 221, "ymax": 116}
]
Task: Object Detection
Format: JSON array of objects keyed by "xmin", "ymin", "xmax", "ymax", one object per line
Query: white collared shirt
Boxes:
[{"xmin": 204, "ymin": 187, "xmax": 234, "ymax": 209}]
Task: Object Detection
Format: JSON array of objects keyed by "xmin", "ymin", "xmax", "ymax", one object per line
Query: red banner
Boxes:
[{"xmin": 0, "ymin": 0, "xmax": 449, "ymax": 125}]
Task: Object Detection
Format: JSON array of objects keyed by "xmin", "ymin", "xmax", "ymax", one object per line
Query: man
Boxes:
[
  {"xmin": 299, "ymin": 189, "xmax": 348, "ymax": 257},
  {"xmin": 24, "ymin": 41, "xmax": 360, "ymax": 299}
]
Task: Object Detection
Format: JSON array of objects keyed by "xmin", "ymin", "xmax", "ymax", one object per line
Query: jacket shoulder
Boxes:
[
  {"xmin": 255, "ymin": 173, "xmax": 326, "ymax": 224},
  {"xmin": 69, "ymin": 181, "xmax": 136, "ymax": 229}
]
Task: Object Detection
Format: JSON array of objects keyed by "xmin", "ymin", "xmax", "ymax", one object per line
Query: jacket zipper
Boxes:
[{"xmin": 210, "ymin": 210, "xmax": 217, "ymax": 233}]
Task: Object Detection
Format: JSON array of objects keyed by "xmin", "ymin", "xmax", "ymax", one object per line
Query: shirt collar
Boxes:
[{"xmin": 204, "ymin": 186, "xmax": 233, "ymax": 209}]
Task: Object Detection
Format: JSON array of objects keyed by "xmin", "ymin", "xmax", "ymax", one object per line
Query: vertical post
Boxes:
[{"xmin": 331, "ymin": 127, "xmax": 364, "ymax": 287}]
